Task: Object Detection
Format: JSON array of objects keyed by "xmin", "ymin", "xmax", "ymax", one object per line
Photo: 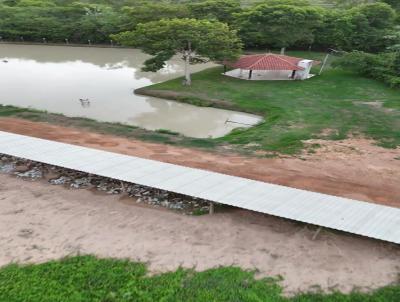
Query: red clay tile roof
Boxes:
[{"xmin": 227, "ymin": 53, "xmax": 307, "ymax": 71}]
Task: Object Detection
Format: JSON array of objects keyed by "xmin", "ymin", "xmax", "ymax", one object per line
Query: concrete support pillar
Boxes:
[
  {"xmin": 120, "ymin": 181, "xmax": 126, "ymax": 193},
  {"xmin": 209, "ymin": 202, "xmax": 215, "ymax": 215},
  {"xmin": 312, "ymin": 226, "xmax": 322, "ymax": 240}
]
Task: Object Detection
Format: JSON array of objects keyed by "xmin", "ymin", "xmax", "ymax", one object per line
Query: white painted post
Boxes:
[{"xmin": 319, "ymin": 53, "xmax": 330, "ymax": 75}]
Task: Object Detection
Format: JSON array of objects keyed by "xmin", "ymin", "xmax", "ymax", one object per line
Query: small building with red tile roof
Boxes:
[{"xmin": 224, "ymin": 53, "xmax": 319, "ymax": 81}]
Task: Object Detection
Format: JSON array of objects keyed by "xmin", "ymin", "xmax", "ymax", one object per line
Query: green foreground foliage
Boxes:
[
  {"xmin": 140, "ymin": 51, "xmax": 400, "ymax": 154},
  {"xmin": 0, "ymin": 255, "xmax": 399, "ymax": 302}
]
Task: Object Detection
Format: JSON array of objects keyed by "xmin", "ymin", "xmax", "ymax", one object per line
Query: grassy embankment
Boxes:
[
  {"xmin": 0, "ymin": 106, "xmax": 219, "ymax": 150},
  {"xmin": 1, "ymin": 255, "xmax": 399, "ymax": 302},
  {"xmin": 1, "ymin": 51, "xmax": 399, "ymax": 155},
  {"xmin": 137, "ymin": 51, "xmax": 400, "ymax": 155}
]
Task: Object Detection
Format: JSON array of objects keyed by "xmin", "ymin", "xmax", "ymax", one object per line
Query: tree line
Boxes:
[{"xmin": 0, "ymin": 0, "xmax": 399, "ymax": 53}]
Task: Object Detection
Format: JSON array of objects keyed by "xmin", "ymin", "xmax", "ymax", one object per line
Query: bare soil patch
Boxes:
[
  {"xmin": 0, "ymin": 118, "xmax": 399, "ymax": 207},
  {"xmin": 1, "ymin": 174, "xmax": 399, "ymax": 294}
]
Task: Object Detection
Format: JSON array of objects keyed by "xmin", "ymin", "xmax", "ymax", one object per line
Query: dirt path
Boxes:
[
  {"xmin": 1, "ymin": 175, "xmax": 399, "ymax": 294},
  {"xmin": 0, "ymin": 118, "xmax": 399, "ymax": 207}
]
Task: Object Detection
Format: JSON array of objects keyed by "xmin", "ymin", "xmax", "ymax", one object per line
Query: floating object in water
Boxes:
[
  {"xmin": 225, "ymin": 118, "xmax": 256, "ymax": 127},
  {"xmin": 78, "ymin": 98, "xmax": 90, "ymax": 107}
]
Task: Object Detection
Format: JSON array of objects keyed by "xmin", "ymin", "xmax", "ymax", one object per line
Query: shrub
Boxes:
[{"xmin": 334, "ymin": 51, "xmax": 400, "ymax": 88}]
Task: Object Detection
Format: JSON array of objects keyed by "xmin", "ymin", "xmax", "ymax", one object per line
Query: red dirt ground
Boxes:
[{"xmin": 0, "ymin": 117, "xmax": 399, "ymax": 207}]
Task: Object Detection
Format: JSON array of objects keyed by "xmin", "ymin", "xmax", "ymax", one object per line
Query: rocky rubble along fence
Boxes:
[{"xmin": 0, "ymin": 154, "xmax": 212, "ymax": 215}]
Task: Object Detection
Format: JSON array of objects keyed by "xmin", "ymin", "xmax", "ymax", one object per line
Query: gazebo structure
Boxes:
[{"xmin": 224, "ymin": 53, "xmax": 319, "ymax": 81}]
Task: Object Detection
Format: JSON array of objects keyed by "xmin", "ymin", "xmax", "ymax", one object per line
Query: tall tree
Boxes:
[
  {"xmin": 188, "ymin": 0, "xmax": 242, "ymax": 25},
  {"xmin": 394, "ymin": 51, "xmax": 400, "ymax": 75},
  {"xmin": 72, "ymin": 3, "xmax": 122, "ymax": 43},
  {"xmin": 314, "ymin": 2, "xmax": 396, "ymax": 52},
  {"xmin": 236, "ymin": 3, "xmax": 323, "ymax": 50},
  {"xmin": 112, "ymin": 18, "xmax": 242, "ymax": 85},
  {"xmin": 382, "ymin": 0, "xmax": 400, "ymax": 11},
  {"xmin": 120, "ymin": 2, "xmax": 189, "ymax": 31},
  {"xmin": 386, "ymin": 26, "xmax": 400, "ymax": 51}
]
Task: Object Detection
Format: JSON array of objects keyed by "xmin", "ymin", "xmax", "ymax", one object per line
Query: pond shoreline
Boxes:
[
  {"xmin": 134, "ymin": 85, "xmax": 263, "ymax": 115},
  {"xmin": 1, "ymin": 44, "xmax": 259, "ymax": 138},
  {"xmin": 0, "ymin": 41, "xmax": 127, "ymax": 49},
  {"xmin": 0, "ymin": 105, "xmax": 223, "ymax": 151}
]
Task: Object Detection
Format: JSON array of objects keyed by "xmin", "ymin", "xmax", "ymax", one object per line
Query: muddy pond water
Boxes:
[{"xmin": 0, "ymin": 44, "xmax": 261, "ymax": 138}]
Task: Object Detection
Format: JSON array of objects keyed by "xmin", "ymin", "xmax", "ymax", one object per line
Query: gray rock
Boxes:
[
  {"xmin": 49, "ymin": 176, "xmax": 72, "ymax": 185},
  {"xmin": 70, "ymin": 177, "xmax": 91, "ymax": 188},
  {"xmin": 0, "ymin": 162, "xmax": 15, "ymax": 173},
  {"xmin": 0, "ymin": 153, "xmax": 212, "ymax": 215},
  {"xmin": 16, "ymin": 168, "xmax": 43, "ymax": 180}
]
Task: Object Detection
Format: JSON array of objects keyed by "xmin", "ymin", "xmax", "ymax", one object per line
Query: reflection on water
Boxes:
[{"xmin": 0, "ymin": 44, "xmax": 262, "ymax": 138}]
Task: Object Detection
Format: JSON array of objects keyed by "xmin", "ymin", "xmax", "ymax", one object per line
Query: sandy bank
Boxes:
[{"xmin": 0, "ymin": 174, "xmax": 399, "ymax": 294}]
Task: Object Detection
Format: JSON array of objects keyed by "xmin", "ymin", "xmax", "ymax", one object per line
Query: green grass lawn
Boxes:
[
  {"xmin": 0, "ymin": 255, "xmax": 399, "ymax": 302},
  {"xmin": 139, "ymin": 51, "xmax": 400, "ymax": 154}
]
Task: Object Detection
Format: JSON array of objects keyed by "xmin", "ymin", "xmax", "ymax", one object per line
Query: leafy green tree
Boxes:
[
  {"xmin": 188, "ymin": 0, "xmax": 242, "ymax": 25},
  {"xmin": 313, "ymin": 10, "xmax": 344, "ymax": 49},
  {"xmin": 356, "ymin": 2, "xmax": 395, "ymax": 29},
  {"xmin": 72, "ymin": 3, "xmax": 122, "ymax": 43},
  {"xmin": 0, "ymin": 1, "xmax": 122, "ymax": 43},
  {"xmin": 333, "ymin": 0, "xmax": 374, "ymax": 8},
  {"xmin": 393, "ymin": 51, "xmax": 400, "ymax": 74},
  {"xmin": 112, "ymin": 18, "xmax": 242, "ymax": 85},
  {"xmin": 120, "ymin": 2, "xmax": 189, "ymax": 31},
  {"xmin": 386, "ymin": 26, "xmax": 400, "ymax": 51},
  {"xmin": 1, "ymin": 0, "xmax": 18, "ymax": 6},
  {"xmin": 236, "ymin": 2, "xmax": 323, "ymax": 50},
  {"xmin": 16, "ymin": 0, "xmax": 56, "ymax": 7},
  {"xmin": 252, "ymin": 0, "xmax": 311, "ymax": 6},
  {"xmin": 0, "ymin": 5, "xmax": 66, "ymax": 41},
  {"xmin": 330, "ymin": 0, "xmax": 400, "ymax": 10},
  {"xmin": 314, "ymin": 2, "xmax": 396, "ymax": 52},
  {"xmin": 0, "ymin": 0, "xmax": 397, "ymax": 53},
  {"xmin": 334, "ymin": 50, "xmax": 400, "ymax": 87},
  {"xmin": 382, "ymin": 0, "xmax": 400, "ymax": 11},
  {"xmin": 344, "ymin": 3, "xmax": 395, "ymax": 51}
]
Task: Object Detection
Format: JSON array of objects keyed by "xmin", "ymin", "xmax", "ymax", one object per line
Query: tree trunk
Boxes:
[
  {"xmin": 183, "ymin": 41, "xmax": 192, "ymax": 86},
  {"xmin": 184, "ymin": 51, "xmax": 191, "ymax": 86},
  {"xmin": 280, "ymin": 47, "xmax": 286, "ymax": 55}
]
